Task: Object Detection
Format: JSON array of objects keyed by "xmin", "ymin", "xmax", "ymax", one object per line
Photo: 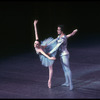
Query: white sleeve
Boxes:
[{"xmin": 49, "ymin": 38, "xmax": 64, "ymax": 54}]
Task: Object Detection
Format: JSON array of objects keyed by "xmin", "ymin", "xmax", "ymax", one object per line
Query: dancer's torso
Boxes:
[{"xmin": 57, "ymin": 35, "xmax": 69, "ymax": 56}]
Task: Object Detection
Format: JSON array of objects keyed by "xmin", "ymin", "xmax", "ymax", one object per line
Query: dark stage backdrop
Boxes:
[{"xmin": 0, "ymin": 1, "xmax": 100, "ymax": 57}]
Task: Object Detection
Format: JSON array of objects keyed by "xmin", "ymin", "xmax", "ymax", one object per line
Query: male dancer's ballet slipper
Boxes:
[
  {"xmin": 61, "ymin": 82, "xmax": 69, "ymax": 86},
  {"xmin": 69, "ymin": 84, "xmax": 73, "ymax": 90}
]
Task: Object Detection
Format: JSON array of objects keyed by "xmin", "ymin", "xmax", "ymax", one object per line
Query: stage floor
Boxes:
[{"xmin": 0, "ymin": 46, "xmax": 100, "ymax": 99}]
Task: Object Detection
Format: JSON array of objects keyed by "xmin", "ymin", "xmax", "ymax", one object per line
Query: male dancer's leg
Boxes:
[
  {"xmin": 61, "ymin": 55, "xmax": 73, "ymax": 90},
  {"xmin": 60, "ymin": 55, "xmax": 69, "ymax": 86}
]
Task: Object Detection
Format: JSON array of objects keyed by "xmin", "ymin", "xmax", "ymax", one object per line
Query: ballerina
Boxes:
[{"xmin": 33, "ymin": 20, "xmax": 57, "ymax": 88}]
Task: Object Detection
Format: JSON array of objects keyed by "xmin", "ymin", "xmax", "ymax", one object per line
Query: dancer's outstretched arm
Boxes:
[
  {"xmin": 66, "ymin": 29, "xmax": 78, "ymax": 38},
  {"xmin": 48, "ymin": 29, "xmax": 78, "ymax": 47},
  {"xmin": 34, "ymin": 20, "xmax": 39, "ymax": 40},
  {"xmin": 39, "ymin": 49, "xmax": 56, "ymax": 60}
]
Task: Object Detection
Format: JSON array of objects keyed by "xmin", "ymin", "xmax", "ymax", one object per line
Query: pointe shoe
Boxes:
[
  {"xmin": 48, "ymin": 81, "xmax": 51, "ymax": 89},
  {"xmin": 61, "ymin": 82, "xmax": 69, "ymax": 87},
  {"xmin": 69, "ymin": 84, "xmax": 73, "ymax": 90}
]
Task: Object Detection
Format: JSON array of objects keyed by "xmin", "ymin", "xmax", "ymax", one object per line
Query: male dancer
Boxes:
[{"xmin": 48, "ymin": 25, "xmax": 78, "ymax": 90}]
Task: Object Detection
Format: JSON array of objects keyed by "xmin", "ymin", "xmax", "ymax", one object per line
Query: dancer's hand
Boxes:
[
  {"xmin": 50, "ymin": 57, "xmax": 56, "ymax": 60},
  {"xmin": 73, "ymin": 29, "xmax": 78, "ymax": 33},
  {"xmin": 47, "ymin": 53, "xmax": 50, "ymax": 56},
  {"xmin": 34, "ymin": 20, "xmax": 38, "ymax": 26},
  {"xmin": 71, "ymin": 29, "xmax": 78, "ymax": 36}
]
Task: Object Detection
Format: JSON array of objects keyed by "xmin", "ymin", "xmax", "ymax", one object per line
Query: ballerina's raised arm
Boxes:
[
  {"xmin": 33, "ymin": 20, "xmax": 56, "ymax": 60},
  {"xmin": 34, "ymin": 20, "xmax": 39, "ymax": 41}
]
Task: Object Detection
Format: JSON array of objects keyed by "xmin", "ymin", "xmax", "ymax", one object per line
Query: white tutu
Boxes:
[{"xmin": 39, "ymin": 37, "xmax": 57, "ymax": 67}]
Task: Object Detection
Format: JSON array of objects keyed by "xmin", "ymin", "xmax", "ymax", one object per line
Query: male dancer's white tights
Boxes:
[{"xmin": 60, "ymin": 55, "xmax": 73, "ymax": 90}]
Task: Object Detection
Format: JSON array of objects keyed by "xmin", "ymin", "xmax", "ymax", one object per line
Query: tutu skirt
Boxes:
[{"xmin": 39, "ymin": 37, "xmax": 57, "ymax": 67}]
